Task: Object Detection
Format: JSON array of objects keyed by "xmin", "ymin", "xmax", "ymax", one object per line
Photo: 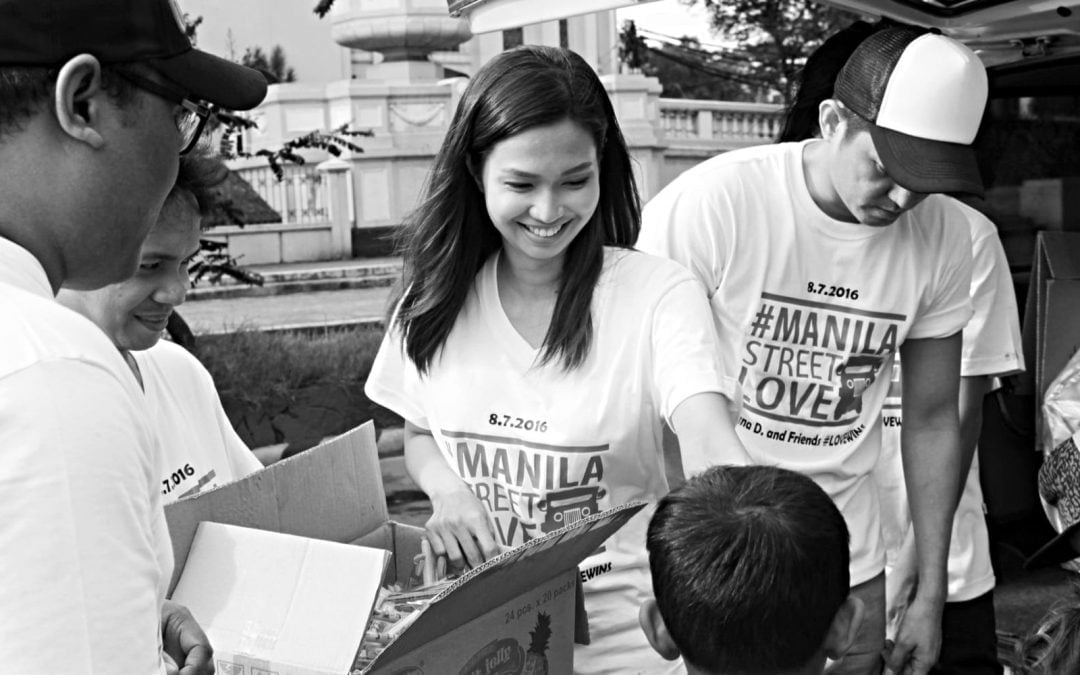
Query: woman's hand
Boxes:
[
  {"xmin": 426, "ymin": 482, "xmax": 500, "ymax": 569},
  {"xmin": 403, "ymin": 421, "xmax": 500, "ymax": 570}
]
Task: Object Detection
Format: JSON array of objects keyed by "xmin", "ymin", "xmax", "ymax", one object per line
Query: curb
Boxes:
[
  {"xmin": 187, "ymin": 274, "xmax": 397, "ymax": 301},
  {"xmin": 254, "ymin": 262, "xmax": 402, "ymax": 283},
  {"xmin": 198, "ymin": 260, "xmax": 402, "ymax": 286},
  {"xmin": 195, "ymin": 316, "xmax": 386, "ymax": 338}
]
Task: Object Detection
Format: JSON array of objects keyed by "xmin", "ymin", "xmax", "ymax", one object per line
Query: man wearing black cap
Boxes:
[
  {"xmin": 639, "ymin": 27, "xmax": 986, "ymax": 675},
  {"xmin": 0, "ymin": 0, "xmax": 265, "ymax": 671}
]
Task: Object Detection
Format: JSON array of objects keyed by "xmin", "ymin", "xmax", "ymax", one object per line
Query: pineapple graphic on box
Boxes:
[{"xmin": 521, "ymin": 612, "xmax": 551, "ymax": 675}]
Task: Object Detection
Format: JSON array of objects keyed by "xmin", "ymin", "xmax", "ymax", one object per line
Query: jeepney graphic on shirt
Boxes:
[
  {"xmin": 440, "ymin": 429, "xmax": 611, "ymax": 548},
  {"xmin": 737, "ymin": 291, "xmax": 903, "ymax": 445}
]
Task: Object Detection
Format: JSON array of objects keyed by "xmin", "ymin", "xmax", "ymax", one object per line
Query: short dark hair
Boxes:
[
  {"xmin": 835, "ymin": 101, "xmax": 872, "ymax": 137},
  {"xmin": 168, "ymin": 151, "xmax": 229, "ymax": 227},
  {"xmin": 0, "ymin": 67, "xmax": 53, "ymax": 136},
  {"xmin": 646, "ymin": 465, "xmax": 850, "ymax": 673},
  {"xmin": 0, "ymin": 65, "xmax": 135, "ymax": 139}
]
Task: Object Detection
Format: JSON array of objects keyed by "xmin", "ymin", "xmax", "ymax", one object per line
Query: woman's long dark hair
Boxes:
[
  {"xmin": 390, "ymin": 45, "xmax": 640, "ymax": 374},
  {"xmin": 777, "ymin": 19, "xmax": 890, "ymax": 143}
]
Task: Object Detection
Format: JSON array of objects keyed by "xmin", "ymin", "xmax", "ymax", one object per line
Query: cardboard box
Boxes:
[
  {"xmin": 171, "ymin": 522, "xmax": 391, "ymax": 675},
  {"xmin": 1021, "ymin": 231, "xmax": 1080, "ymax": 440},
  {"xmin": 165, "ymin": 421, "xmax": 644, "ymax": 674}
]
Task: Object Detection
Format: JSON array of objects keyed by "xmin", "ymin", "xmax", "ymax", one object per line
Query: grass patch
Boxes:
[{"xmin": 197, "ymin": 323, "xmax": 403, "ymax": 450}]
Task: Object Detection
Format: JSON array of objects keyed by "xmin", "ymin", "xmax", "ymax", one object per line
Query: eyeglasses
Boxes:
[{"xmin": 113, "ymin": 68, "xmax": 212, "ymax": 156}]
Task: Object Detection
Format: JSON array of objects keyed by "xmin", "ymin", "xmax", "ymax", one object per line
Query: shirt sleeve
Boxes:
[
  {"xmin": 907, "ymin": 202, "xmax": 975, "ymax": 340},
  {"xmin": 638, "ymin": 176, "xmax": 730, "ymax": 299},
  {"xmin": 650, "ymin": 275, "xmax": 739, "ymax": 422},
  {"xmin": 962, "ymin": 215, "xmax": 1025, "ymax": 378},
  {"xmin": 0, "ymin": 360, "xmax": 166, "ymax": 674},
  {"xmin": 364, "ymin": 327, "xmax": 430, "ymax": 429}
]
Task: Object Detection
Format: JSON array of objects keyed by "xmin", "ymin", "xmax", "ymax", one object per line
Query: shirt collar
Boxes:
[{"xmin": 0, "ymin": 237, "xmax": 53, "ymax": 299}]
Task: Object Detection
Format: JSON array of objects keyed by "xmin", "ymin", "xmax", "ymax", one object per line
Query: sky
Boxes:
[{"xmin": 615, "ymin": 0, "xmax": 719, "ymax": 45}]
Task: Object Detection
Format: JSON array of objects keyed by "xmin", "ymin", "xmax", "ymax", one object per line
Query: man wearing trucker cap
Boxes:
[
  {"xmin": 0, "ymin": 0, "xmax": 265, "ymax": 671},
  {"xmin": 640, "ymin": 27, "xmax": 985, "ymax": 675}
]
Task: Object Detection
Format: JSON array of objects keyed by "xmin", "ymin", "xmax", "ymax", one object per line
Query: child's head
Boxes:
[
  {"xmin": 641, "ymin": 465, "xmax": 862, "ymax": 675},
  {"xmin": 396, "ymin": 45, "xmax": 640, "ymax": 373}
]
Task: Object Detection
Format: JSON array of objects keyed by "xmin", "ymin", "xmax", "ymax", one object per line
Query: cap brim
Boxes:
[
  {"xmin": 1025, "ymin": 521, "xmax": 1080, "ymax": 570},
  {"xmin": 151, "ymin": 48, "xmax": 268, "ymax": 111},
  {"xmin": 869, "ymin": 124, "xmax": 985, "ymax": 198}
]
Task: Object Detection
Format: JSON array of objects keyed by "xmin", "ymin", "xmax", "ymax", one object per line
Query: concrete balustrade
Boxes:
[{"xmin": 219, "ymin": 53, "xmax": 786, "ymax": 261}]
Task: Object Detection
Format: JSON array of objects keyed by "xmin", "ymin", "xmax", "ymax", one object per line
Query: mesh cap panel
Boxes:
[{"xmin": 833, "ymin": 27, "xmax": 924, "ymax": 121}]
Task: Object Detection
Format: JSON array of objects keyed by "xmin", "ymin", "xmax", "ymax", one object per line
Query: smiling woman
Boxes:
[
  {"xmin": 479, "ymin": 120, "xmax": 599, "ymax": 282},
  {"xmin": 364, "ymin": 44, "xmax": 750, "ymax": 675}
]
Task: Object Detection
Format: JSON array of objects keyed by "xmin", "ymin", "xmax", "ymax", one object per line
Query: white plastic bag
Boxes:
[{"xmin": 1036, "ymin": 350, "xmax": 1080, "ymax": 571}]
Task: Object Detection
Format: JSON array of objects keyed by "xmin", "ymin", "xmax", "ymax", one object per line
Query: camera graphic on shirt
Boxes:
[
  {"xmin": 834, "ymin": 354, "xmax": 884, "ymax": 420},
  {"xmin": 537, "ymin": 485, "xmax": 607, "ymax": 533}
]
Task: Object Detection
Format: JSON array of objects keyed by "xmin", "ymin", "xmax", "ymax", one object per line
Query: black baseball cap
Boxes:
[
  {"xmin": 0, "ymin": 0, "xmax": 267, "ymax": 110},
  {"xmin": 834, "ymin": 27, "xmax": 988, "ymax": 197}
]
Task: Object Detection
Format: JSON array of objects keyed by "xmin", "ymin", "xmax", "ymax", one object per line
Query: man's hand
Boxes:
[
  {"xmin": 891, "ymin": 335, "xmax": 959, "ymax": 675},
  {"xmin": 882, "ymin": 594, "xmax": 943, "ymax": 675},
  {"xmin": 884, "ymin": 529, "xmax": 918, "ymax": 640},
  {"xmin": 161, "ymin": 600, "xmax": 214, "ymax": 675}
]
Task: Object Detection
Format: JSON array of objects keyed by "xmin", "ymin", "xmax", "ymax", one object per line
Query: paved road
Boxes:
[{"xmin": 179, "ymin": 284, "xmax": 394, "ymax": 335}]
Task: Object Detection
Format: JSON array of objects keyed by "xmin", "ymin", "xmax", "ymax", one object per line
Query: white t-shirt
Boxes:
[
  {"xmin": 366, "ymin": 248, "xmax": 735, "ymax": 675},
  {"xmin": 0, "ymin": 238, "xmax": 172, "ymax": 674},
  {"xmin": 875, "ymin": 206, "xmax": 1023, "ymax": 605},
  {"xmin": 638, "ymin": 141, "xmax": 974, "ymax": 585},
  {"xmin": 135, "ymin": 340, "xmax": 262, "ymax": 504}
]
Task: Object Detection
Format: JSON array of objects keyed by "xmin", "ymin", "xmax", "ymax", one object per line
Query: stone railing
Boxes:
[
  {"xmin": 206, "ymin": 159, "xmax": 353, "ymax": 265},
  {"xmin": 228, "ymin": 81, "xmax": 788, "ymax": 261},
  {"xmin": 230, "ymin": 160, "xmax": 330, "ymax": 226},
  {"xmin": 658, "ymin": 98, "xmax": 785, "ymax": 147}
]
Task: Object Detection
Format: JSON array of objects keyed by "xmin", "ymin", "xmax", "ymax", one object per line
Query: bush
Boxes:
[{"xmin": 197, "ymin": 323, "xmax": 402, "ymax": 450}]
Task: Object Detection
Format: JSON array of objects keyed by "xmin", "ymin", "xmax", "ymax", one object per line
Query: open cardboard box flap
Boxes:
[
  {"xmin": 166, "ymin": 422, "xmax": 646, "ymax": 672},
  {"xmin": 166, "ymin": 422, "xmax": 390, "ymax": 594},
  {"xmin": 1021, "ymin": 232, "xmax": 1080, "ymax": 441},
  {"xmin": 1039, "ymin": 231, "xmax": 1080, "ymax": 279},
  {"xmin": 171, "ymin": 521, "xmax": 392, "ymax": 675}
]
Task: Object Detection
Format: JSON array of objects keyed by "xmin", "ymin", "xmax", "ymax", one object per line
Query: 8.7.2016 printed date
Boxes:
[{"xmin": 488, "ymin": 413, "xmax": 548, "ymax": 433}]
